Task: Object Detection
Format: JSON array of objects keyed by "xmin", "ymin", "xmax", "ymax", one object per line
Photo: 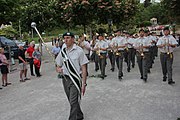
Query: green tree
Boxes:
[
  {"xmin": 0, "ymin": 0, "xmax": 20, "ymax": 25},
  {"xmin": 161, "ymin": 0, "xmax": 180, "ymax": 23},
  {"xmin": 19, "ymin": 0, "xmax": 56, "ymax": 33}
]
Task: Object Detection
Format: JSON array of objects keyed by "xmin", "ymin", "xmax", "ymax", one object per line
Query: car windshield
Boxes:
[{"xmin": 0, "ymin": 37, "xmax": 16, "ymax": 46}]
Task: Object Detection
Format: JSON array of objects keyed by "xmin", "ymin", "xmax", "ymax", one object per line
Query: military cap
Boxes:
[
  {"xmin": 98, "ymin": 33, "xmax": 104, "ymax": 37},
  {"xmin": 63, "ymin": 32, "xmax": 74, "ymax": 38},
  {"xmin": 139, "ymin": 29, "xmax": 144, "ymax": 33},
  {"xmin": 144, "ymin": 29, "xmax": 149, "ymax": 33},
  {"xmin": 163, "ymin": 26, "xmax": 170, "ymax": 31}
]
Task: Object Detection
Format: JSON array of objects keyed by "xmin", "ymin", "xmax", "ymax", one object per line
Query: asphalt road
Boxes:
[{"xmin": 0, "ymin": 42, "xmax": 180, "ymax": 120}]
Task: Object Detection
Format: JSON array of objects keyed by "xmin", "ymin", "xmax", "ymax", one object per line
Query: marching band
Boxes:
[{"xmin": 75, "ymin": 27, "xmax": 177, "ymax": 85}]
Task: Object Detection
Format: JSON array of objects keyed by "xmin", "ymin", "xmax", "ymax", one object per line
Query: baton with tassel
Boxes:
[{"xmin": 31, "ymin": 22, "xmax": 67, "ymax": 80}]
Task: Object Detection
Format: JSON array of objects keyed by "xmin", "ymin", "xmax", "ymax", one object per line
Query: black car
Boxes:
[{"xmin": 0, "ymin": 36, "xmax": 19, "ymax": 59}]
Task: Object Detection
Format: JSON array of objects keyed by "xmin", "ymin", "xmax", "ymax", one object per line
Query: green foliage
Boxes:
[
  {"xmin": 161, "ymin": 0, "xmax": 180, "ymax": 24},
  {"xmin": 0, "ymin": 0, "xmax": 20, "ymax": 25},
  {"xmin": 0, "ymin": 25, "xmax": 17, "ymax": 37}
]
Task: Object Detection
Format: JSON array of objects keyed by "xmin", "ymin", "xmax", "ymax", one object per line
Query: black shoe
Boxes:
[
  {"xmin": 163, "ymin": 78, "xmax": 166, "ymax": 82},
  {"xmin": 168, "ymin": 80, "xmax": 175, "ymax": 85},
  {"xmin": 104, "ymin": 75, "xmax": 107, "ymax": 77},
  {"xmin": 140, "ymin": 76, "xmax": 143, "ymax": 79},
  {"xmin": 118, "ymin": 76, "xmax": 122, "ymax": 80},
  {"xmin": 111, "ymin": 68, "xmax": 114, "ymax": 72},
  {"xmin": 132, "ymin": 65, "xmax": 135, "ymax": 68},
  {"xmin": 143, "ymin": 78, "xmax": 147, "ymax": 82},
  {"xmin": 31, "ymin": 74, "xmax": 35, "ymax": 76},
  {"xmin": 127, "ymin": 68, "xmax": 130, "ymax": 72},
  {"xmin": 24, "ymin": 78, "xmax": 30, "ymax": 80},
  {"xmin": 0, "ymin": 87, "xmax": 2, "ymax": 89},
  {"xmin": 95, "ymin": 68, "xmax": 99, "ymax": 72},
  {"xmin": 2, "ymin": 84, "xmax": 7, "ymax": 87},
  {"xmin": 148, "ymin": 70, "xmax": 151, "ymax": 73},
  {"xmin": 99, "ymin": 75, "xmax": 104, "ymax": 79}
]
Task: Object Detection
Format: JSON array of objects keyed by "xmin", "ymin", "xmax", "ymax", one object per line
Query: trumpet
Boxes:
[
  {"xmin": 113, "ymin": 43, "xmax": 120, "ymax": 56},
  {"xmin": 96, "ymin": 44, "xmax": 101, "ymax": 56},
  {"xmin": 125, "ymin": 38, "xmax": 129, "ymax": 51},
  {"xmin": 164, "ymin": 38, "xmax": 172, "ymax": 58},
  {"xmin": 139, "ymin": 43, "xmax": 144, "ymax": 57}
]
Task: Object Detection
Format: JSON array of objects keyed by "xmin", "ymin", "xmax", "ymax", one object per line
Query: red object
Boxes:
[
  {"xmin": 34, "ymin": 59, "xmax": 40, "ymax": 69},
  {"xmin": 26, "ymin": 46, "xmax": 34, "ymax": 57}
]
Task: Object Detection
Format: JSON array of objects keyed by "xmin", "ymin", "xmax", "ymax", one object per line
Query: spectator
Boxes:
[
  {"xmin": 0, "ymin": 47, "xmax": 11, "ymax": 87},
  {"xmin": 25, "ymin": 41, "xmax": 35, "ymax": 76},
  {"xmin": 32, "ymin": 46, "xmax": 42, "ymax": 77},
  {"xmin": 18, "ymin": 44, "xmax": 30, "ymax": 82},
  {"xmin": 51, "ymin": 43, "xmax": 61, "ymax": 59}
]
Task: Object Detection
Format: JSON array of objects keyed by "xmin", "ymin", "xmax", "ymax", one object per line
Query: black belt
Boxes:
[
  {"xmin": 118, "ymin": 50, "xmax": 124, "ymax": 52},
  {"xmin": 161, "ymin": 52, "xmax": 173, "ymax": 54}
]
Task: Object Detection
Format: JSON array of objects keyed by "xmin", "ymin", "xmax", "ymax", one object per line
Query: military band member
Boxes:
[
  {"xmin": 56, "ymin": 32, "xmax": 89, "ymax": 120},
  {"xmin": 124, "ymin": 33, "xmax": 136, "ymax": 72},
  {"xmin": 134, "ymin": 29, "xmax": 151, "ymax": 82},
  {"xmin": 94, "ymin": 34, "xmax": 108, "ymax": 79},
  {"xmin": 107, "ymin": 34, "xmax": 115, "ymax": 72},
  {"xmin": 78, "ymin": 35, "xmax": 91, "ymax": 59},
  {"xmin": 112, "ymin": 30, "xmax": 127, "ymax": 80},
  {"xmin": 157, "ymin": 27, "xmax": 178, "ymax": 85},
  {"xmin": 144, "ymin": 30, "xmax": 153, "ymax": 73},
  {"xmin": 78, "ymin": 35, "xmax": 91, "ymax": 76},
  {"xmin": 152, "ymin": 32, "xmax": 159, "ymax": 58},
  {"xmin": 90, "ymin": 36, "xmax": 99, "ymax": 71}
]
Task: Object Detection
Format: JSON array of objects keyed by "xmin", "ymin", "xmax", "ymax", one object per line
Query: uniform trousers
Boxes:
[
  {"xmin": 115, "ymin": 51, "xmax": 124, "ymax": 77},
  {"xmin": 62, "ymin": 75, "xmax": 84, "ymax": 120},
  {"xmin": 94, "ymin": 53, "xmax": 99, "ymax": 70},
  {"xmin": 99, "ymin": 53, "xmax": 107, "ymax": 77},
  {"xmin": 160, "ymin": 53, "xmax": 173, "ymax": 81},
  {"xmin": 136, "ymin": 52, "xmax": 149, "ymax": 79},
  {"xmin": 148, "ymin": 47, "xmax": 153, "ymax": 69},
  {"xmin": 127, "ymin": 48, "xmax": 136, "ymax": 71},
  {"xmin": 108, "ymin": 51, "xmax": 115, "ymax": 70}
]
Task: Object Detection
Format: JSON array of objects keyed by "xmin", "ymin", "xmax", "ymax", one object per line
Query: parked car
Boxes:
[{"xmin": 0, "ymin": 36, "xmax": 19, "ymax": 59}]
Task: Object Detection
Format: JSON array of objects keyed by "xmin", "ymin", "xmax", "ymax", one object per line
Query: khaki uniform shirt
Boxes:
[
  {"xmin": 94, "ymin": 40, "xmax": 108, "ymax": 53},
  {"xmin": 157, "ymin": 35, "xmax": 178, "ymax": 53},
  {"xmin": 112, "ymin": 36, "xmax": 127, "ymax": 50},
  {"xmin": 55, "ymin": 44, "xmax": 89, "ymax": 75},
  {"xmin": 133, "ymin": 37, "xmax": 151, "ymax": 52},
  {"xmin": 79, "ymin": 40, "xmax": 90, "ymax": 54}
]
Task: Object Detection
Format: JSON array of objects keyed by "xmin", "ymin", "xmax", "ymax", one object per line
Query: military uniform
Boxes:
[
  {"xmin": 94, "ymin": 39, "xmax": 108, "ymax": 79},
  {"xmin": 56, "ymin": 34, "xmax": 89, "ymax": 120},
  {"xmin": 112, "ymin": 35, "xmax": 127, "ymax": 79},
  {"xmin": 134, "ymin": 36, "xmax": 151, "ymax": 82},
  {"xmin": 157, "ymin": 34, "xmax": 178, "ymax": 84},
  {"xmin": 107, "ymin": 37, "xmax": 115, "ymax": 71},
  {"xmin": 124, "ymin": 36, "xmax": 136, "ymax": 72}
]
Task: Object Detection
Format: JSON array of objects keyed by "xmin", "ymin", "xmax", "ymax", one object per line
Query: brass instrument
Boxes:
[
  {"xmin": 125, "ymin": 38, "xmax": 129, "ymax": 51},
  {"xmin": 139, "ymin": 43, "xmax": 144, "ymax": 57},
  {"xmin": 113, "ymin": 42, "xmax": 120, "ymax": 56},
  {"xmin": 96, "ymin": 44, "xmax": 101, "ymax": 56},
  {"xmin": 165, "ymin": 38, "xmax": 172, "ymax": 58}
]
